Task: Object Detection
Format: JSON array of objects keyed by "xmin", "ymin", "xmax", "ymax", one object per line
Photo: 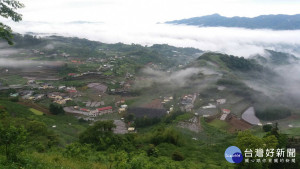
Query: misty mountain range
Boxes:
[
  {"xmin": 166, "ymin": 13, "xmax": 300, "ymax": 30},
  {"xmin": 254, "ymin": 49, "xmax": 299, "ymax": 65}
]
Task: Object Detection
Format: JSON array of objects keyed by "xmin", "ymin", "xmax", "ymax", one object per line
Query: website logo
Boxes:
[{"xmin": 225, "ymin": 146, "xmax": 243, "ymax": 163}]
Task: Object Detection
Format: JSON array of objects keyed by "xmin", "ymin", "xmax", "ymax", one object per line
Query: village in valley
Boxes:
[
  {"xmin": 0, "ymin": 35, "xmax": 298, "ymax": 140},
  {"xmin": 1, "ymin": 35, "xmax": 300, "ymax": 169}
]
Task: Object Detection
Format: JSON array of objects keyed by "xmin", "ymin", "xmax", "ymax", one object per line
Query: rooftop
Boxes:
[{"xmin": 97, "ymin": 106, "xmax": 113, "ymax": 111}]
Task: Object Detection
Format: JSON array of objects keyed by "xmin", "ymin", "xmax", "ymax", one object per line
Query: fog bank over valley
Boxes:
[
  {"xmin": 4, "ymin": 21, "xmax": 300, "ymax": 58},
  {"xmin": 0, "ymin": 58, "xmax": 63, "ymax": 68}
]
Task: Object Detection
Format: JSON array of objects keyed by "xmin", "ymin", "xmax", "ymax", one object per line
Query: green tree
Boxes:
[
  {"xmin": 265, "ymin": 122, "xmax": 288, "ymax": 148},
  {"xmin": 49, "ymin": 103, "xmax": 65, "ymax": 115},
  {"xmin": 147, "ymin": 144, "xmax": 159, "ymax": 157},
  {"xmin": 172, "ymin": 150, "xmax": 185, "ymax": 161},
  {"xmin": 105, "ymin": 151, "xmax": 129, "ymax": 169},
  {"xmin": 150, "ymin": 127, "xmax": 183, "ymax": 146},
  {"xmin": 125, "ymin": 113, "xmax": 135, "ymax": 123},
  {"xmin": 262, "ymin": 124, "xmax": 272, "ymax": 132},
  {"xmin": 64, "ymin": 142, "xmax": 92, "ymax": 160},
  {"xmin": 235, "ymin": 130, "xmax": 278, "ymax": 169},
  {"xmin": 79, "ymin": 120, "xmax": 117, "ymax": 150},
  {"xmin": 26, "ymin": 120, "xmax": 48, "ymax": 136},
  {"xmin": 0, "ymin": 124, "xmax": 27, "ymax": 161},
  {"xmin": 46, "ymin": 131, "xmax": 60, "ymax": 148},
  {"xmin": 236, "ymin": 130, "xmax": 264, "ymax": 151},
  {"xmin": 129, "ymin": 153, "xmax": 151, "ymax": 169},
  {"xmin": 0, "ymin": 0, "xmax": 24, "ymax": 45}
]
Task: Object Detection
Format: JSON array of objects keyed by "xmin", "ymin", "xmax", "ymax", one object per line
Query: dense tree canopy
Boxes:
[
  {"xmin": 256, "ymin": 106, "xmax": 291, "ymax": 121},
  {"xmin": 49, "ymin": 103, "xmax": 65, "ymax": 115},
  {"xmin": 79, "ymin": 120, "xmax": 117, "ymax": 150},
  {"xmin": 0, "ymin": 123, "xmax": 27, "ymax": 161},
  {"xmin": 0, "ymin": 0, "xmax": 24, "ymax": 45}
]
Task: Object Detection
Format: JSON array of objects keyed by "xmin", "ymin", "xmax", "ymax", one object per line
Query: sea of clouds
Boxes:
[{"xmin": 4, "ymin": 21, "xmax": 300, "ymax": 58}]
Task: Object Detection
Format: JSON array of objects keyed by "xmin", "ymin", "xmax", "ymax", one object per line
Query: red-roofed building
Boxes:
[
  {"xmin": 68, "ymin": 90, "xmax": 77, "ymax": 93},
  {"xmin": 88, "ymin": 106, "xmax": 113, "ymax": 117},
  {"xmin": 80, "ymin": 108, "xmax": 90, "ymax": 112},
  {"xmin": 71, "ymin": 60, "xmax": 81, "ymax": 64},
  {"xmin": 68, "ymin": 73, "xmax": 77, "ymax": 76},
  {"xmin": 96, "ymin": 106, "xmax": 113, "ymax": 115},
  {"xmin": 222, "ymin": 109, "xmax": 231, "ymax": 114},
  {"xmin": 97, "ymin": 106, "xmax": 112, "ymax": 111}
]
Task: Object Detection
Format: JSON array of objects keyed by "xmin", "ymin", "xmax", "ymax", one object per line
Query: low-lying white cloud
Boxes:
[
  {"xmin": 4, "ymin": 21, "xmax": 300, "ymax": 57},
  {"xmin": 134, "ymin": 67, "xmax": 219, "ymax": 89},
  {"xmin": 0, "ymin": 58, "xmax": 63, "ymax": 68},
  {"xmin": 143, "ymin": 67, "xmax": 202, "ymax": 86}
]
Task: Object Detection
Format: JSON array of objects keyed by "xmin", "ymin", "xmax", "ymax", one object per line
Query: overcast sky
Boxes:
[
  {"xmin": 2, "ymin": 0, "xmax": 300, "ymax": 57},
  {"xmin": 18, "ymin": 0, "xmax": 300, "ymax": 23}
]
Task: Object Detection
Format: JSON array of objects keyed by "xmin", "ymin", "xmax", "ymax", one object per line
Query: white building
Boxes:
[
  {"xmin": 216, "ymin": 99, "xmax": 226, "ymax": 105},
  {"xmin": 202, "ymin": 103, "xmax": 216, "ymax": 109}
]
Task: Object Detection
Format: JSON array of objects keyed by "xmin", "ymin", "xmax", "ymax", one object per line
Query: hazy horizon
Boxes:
[
  {"xmin": 3, "ymin": 21, "xmax": 300, "ymax": 58},
  {"xmin": 2, "ymin": 0, "xmax": 300, "ymax": 57}
]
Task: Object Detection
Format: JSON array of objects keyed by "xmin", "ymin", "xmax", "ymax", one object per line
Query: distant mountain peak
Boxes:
[
  {"xmin": 166, "ymin": 14, "xmax": 300, "ymax": 30},
  {"xmin": 208, "ymin": 13, "xmax": 221, "ymax": 16}
]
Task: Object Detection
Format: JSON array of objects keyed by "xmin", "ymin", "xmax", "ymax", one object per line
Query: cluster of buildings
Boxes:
[
  {"xmin": 199, "ymin": 97, "xmax": 230, "ymax": 120},
  {"xmin": 161, "ymin": 96, "xmax": 173, "ymax": 104},
  {"xmin": 216, "ymin": 99, "xmax": 226, "ymax": 105},
  {"xmin": 12, "ymin": 90, "xmax": 74, "ymax": 104},
  {"xmin": 118, "ymin": 104, "xmax": 128, "ymax": 113},
  {"xmin": 199, "ymin": 98, "xmax": 227, "ymax": 118},
  {"xmin": 61, "ymin": 52, "xmax": 70, "ymax": 57},
  {"xmin": 70, "ymin": 60, "xmax": 81, "ymax": 64},
  {"xmin": 100, "ymin": 64, "xmax": 114, "ymax": 71},
  {"xmin": 67, "ymin": 72, "xmax": 103, "ymax": 78},
  {"xmin": 48, "ymin": 92, "xmax": 72, "ymax": 105},
  {"xmin": 115, "ymin": 99, "xmax": 126, "ymax": 106},
  {"xmin": 32, "ymin": 49, "xmax": 44, "ymax": 55},
  {"xmin": 109, "ymin": 79, "xmax": 133, "ymax": 95},
  {"xmin": 180, "ymin": 93, "xmax": 197, "ymax": 112},
  {"xmin": 73, "ymin": 106, "xmax": 113, "ymax": 117},
  {"xmin": 90, "ymin": 106, "xmax": 113, "ymax": 117},
  {"xmin": 27, "ymin": 80, "xmax": 55, "ymax": 90},
  {"xmin": 66, "ymin": 87, "xmax": 77, "ymax": 93},
  {"xmin": 125, "ymin": 72, "xmax": 134, "ymax": 79},
  {"xmin": 12, "ymin": 90, "xmax": 45, "ymax": 101},
  {"xmin": 202, "ymin": 98, "xmax": 226, "ymax": 109},
  {"xmin": 38, "ymin": 84, "xmax": 55, "ymax": 90},
  {"xmin": 32, "ymin": 49, "xmax": 70, "ymax": 58},
  {"xmin": 16, "ymin": 79, "xmax": 79, "ymax": 104}
]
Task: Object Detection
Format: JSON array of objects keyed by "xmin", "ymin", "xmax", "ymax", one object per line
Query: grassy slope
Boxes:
[
  {"xmin": 29, "ymin": 108, "xmax": 43, "ymax": 115},
  {"xmin": 0, "ymin": 99, "xmax": 88, "ymax": 145}
]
